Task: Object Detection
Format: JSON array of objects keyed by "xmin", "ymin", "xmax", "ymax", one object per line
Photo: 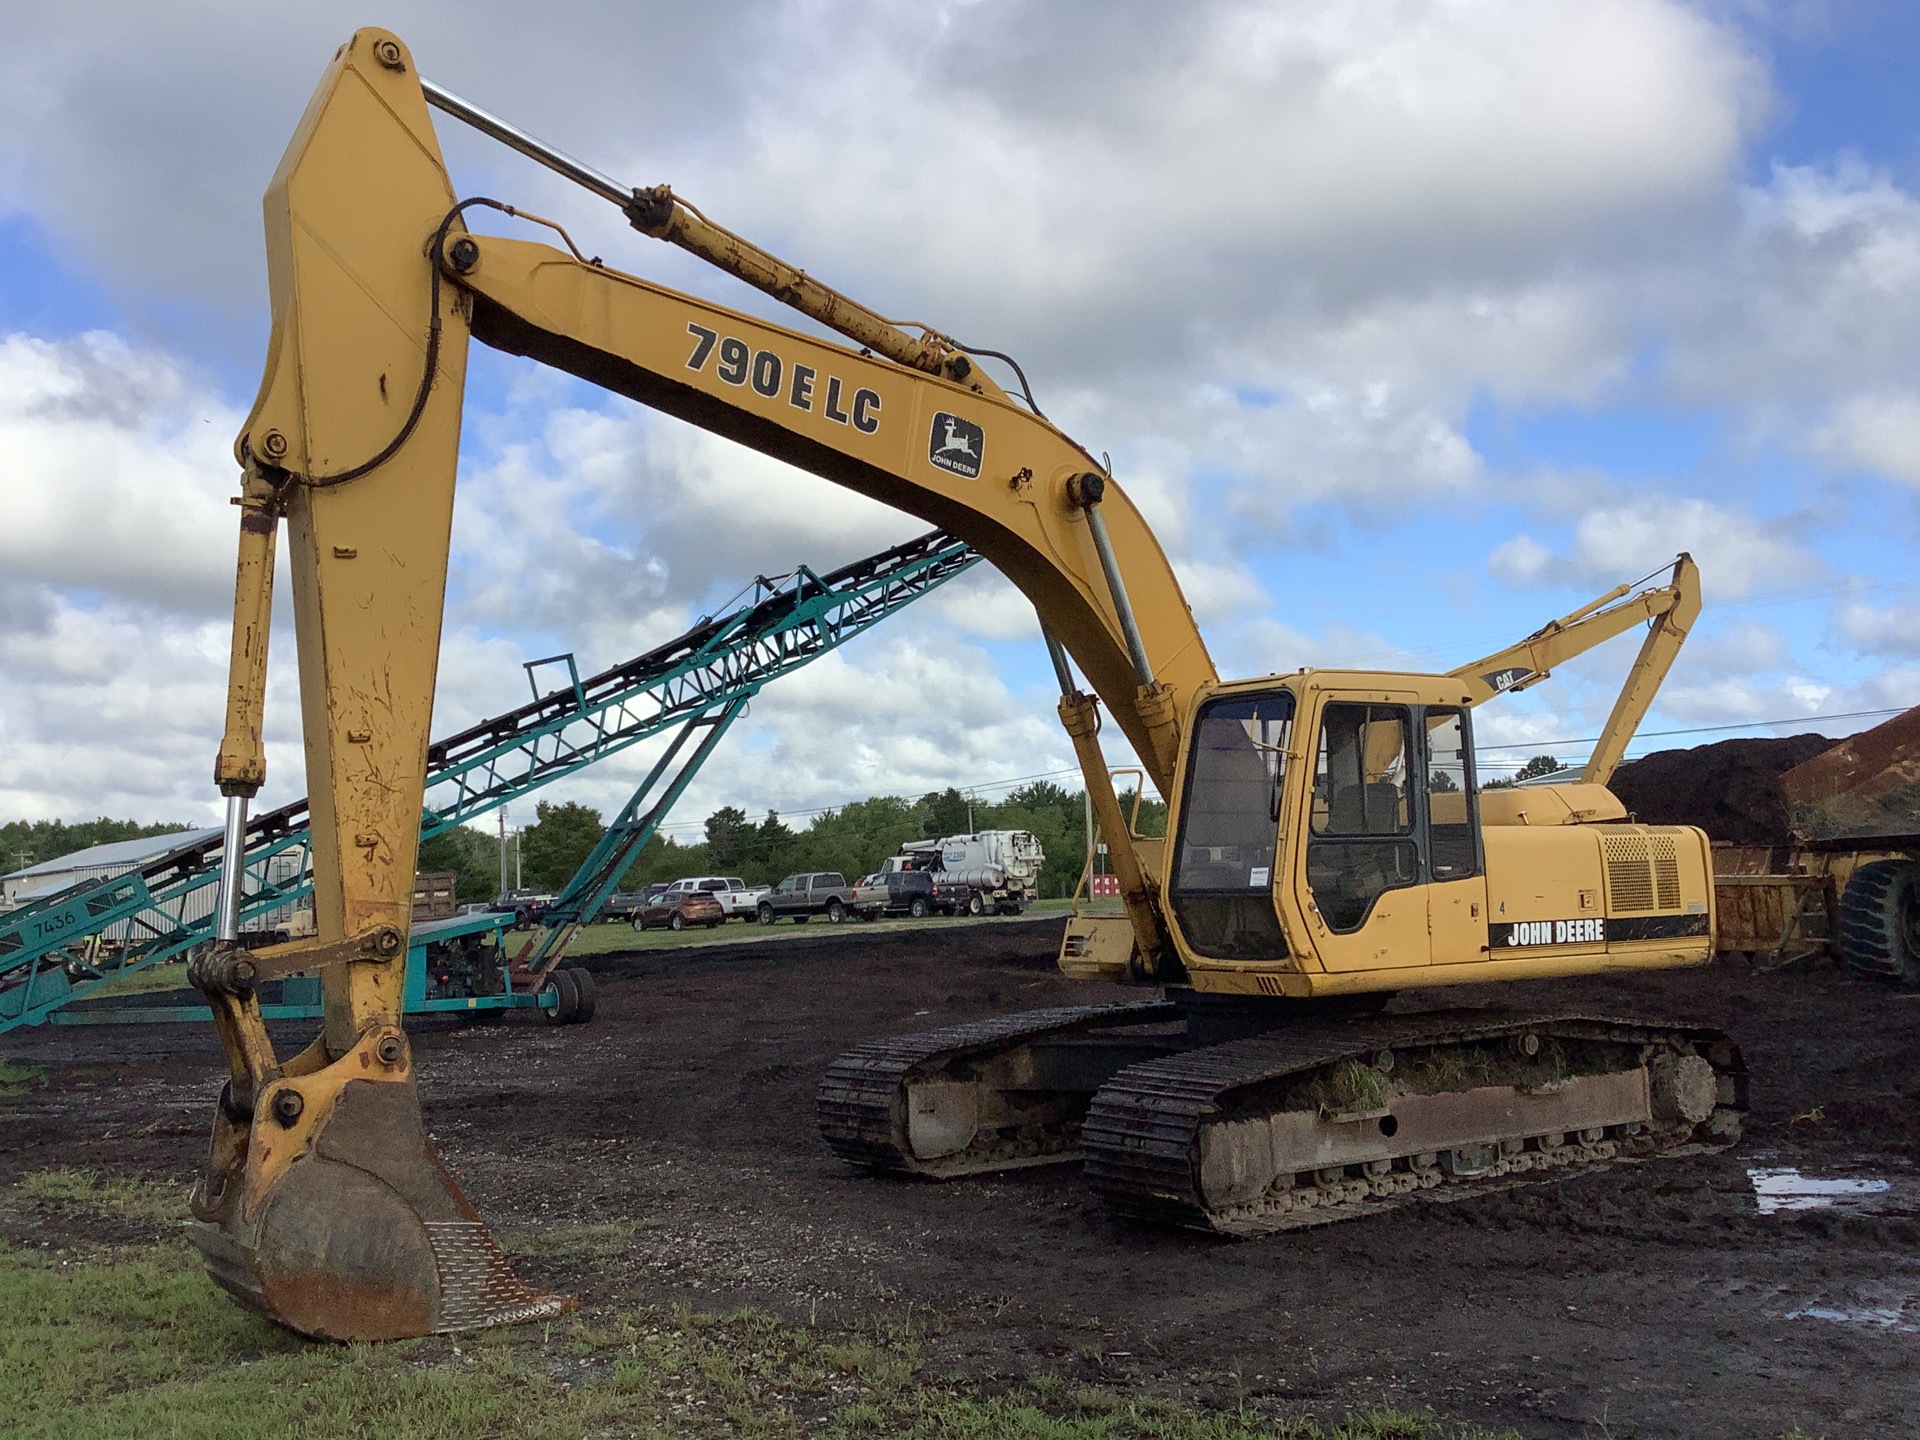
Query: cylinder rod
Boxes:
[
  {"xmin": 422, "ymin": 79, "xmax": 629, "ymax": 207},
  {"xmin": 421, "ymin": 79, "xmax": 953, "ymax": 376},
  {"xmin": 214, "ymin": 796, "xmax": 249, "ymax": 943},
  {"xmin": 1082, "ymin": 503, "xmax": 1156, "ymax": 690},
  {"xmin": 1040, "ymin": 619, "xmax": 1077, "ymax": 697}
]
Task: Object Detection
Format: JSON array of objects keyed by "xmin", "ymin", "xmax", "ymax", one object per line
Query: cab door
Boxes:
[
  {"xmin": 1422, "ymin": 708, "xmax": 1489, "ymax": 963},
  {"xmin": 1296, "ymin": 701, "xmax": 1432, "ymax": 972}
]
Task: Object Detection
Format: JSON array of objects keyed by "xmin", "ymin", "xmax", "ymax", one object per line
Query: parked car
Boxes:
[
  {"xmin": 756, "ymin": 872, "xmax": 865, "ymax": 924},
  {"xmin": 657, "ymin": 875, "xmax": 769, "ymax": 921},
  {"xmin": 598, "ymin": 890, "xmax": 660, "ymax": 924},
  {"xmin": 489, "ymin": 889, "xmax": 557, "ymax": 928},
  {"xmin": 633, "ymin": 888, "xmax": 724, "ymax": 931}
]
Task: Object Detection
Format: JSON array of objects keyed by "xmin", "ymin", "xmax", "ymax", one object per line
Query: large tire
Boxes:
[
  {"xmin": 670, "ymin": 912, "xmax": 686, "ymax": 932},
  {"xmin": 908, "ymin": 896, "xmax": 929, "ymax": 919},
  {"xmin": 540, "ymin": 967, "xmax": 579, "ymax": 1024},
  {"xmin": 562, "ymin": 966, "xmax": 596, "ymax": 1024},
  {"xmin": 966, "ymin": 891, "xmax": 985, "ymax": 917},
  {"xmin": 759, "ymin": 902, "xmax": 776, "ymax": 924},
  {"xmin": 826, "ymin": 899, "xmax": 845, "ymax": 924},
  {"xmin": 1839, "ymin": 859, "xmax": 1920, "ymax": 984}
]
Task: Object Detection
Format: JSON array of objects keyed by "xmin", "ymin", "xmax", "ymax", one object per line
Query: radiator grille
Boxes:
[
  {"xmin": 1602, "ymin": 833, "xmax": 1656, "ymax": 912},
  {"xmin": 1651, "ymin": 833, "xmax": 1682, "ymax": 910}
]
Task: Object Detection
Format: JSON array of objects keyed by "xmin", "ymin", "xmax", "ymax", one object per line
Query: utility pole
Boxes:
[{"xmin": 498, "ymin": 808, "xmax": 509, "ymax": 898}]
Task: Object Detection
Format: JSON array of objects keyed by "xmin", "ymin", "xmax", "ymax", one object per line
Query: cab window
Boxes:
[
  {"xmin": 1169, "ymin": 690, "xmax": 1293, "ymax": 960},
  {"xmin": 1423, "ymin": 708, "xmax": 1481, "ymax": 880},
  {"xmin": 1306, "ymin": 703, "xmax": 1417, "ymax": 932}
]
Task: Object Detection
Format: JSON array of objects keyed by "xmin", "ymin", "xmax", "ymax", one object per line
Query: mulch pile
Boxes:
[{"xmin": 1608, "ymin": 734, "xmax": 1836, "ymax": 844}]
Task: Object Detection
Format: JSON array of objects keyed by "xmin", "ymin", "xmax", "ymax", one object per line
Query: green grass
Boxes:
[
  {"xmin": 15, "ymin": 1167, "xmax": 189, "ymax": 1224},
  {"xmin": 0, "ymin": 1184, "xmax": 1531, "ymax": 1440},
  {"xmin": 0, "ymin": 1183, "xmax": 1828, "ymax": 1440},
  {"xmin": 0, "ymin": 1060, "xmax": 47, "ymax": 1097},
  {"xmin": 82, "ymin": 957, "xmax": 197, "ymax": 999}
]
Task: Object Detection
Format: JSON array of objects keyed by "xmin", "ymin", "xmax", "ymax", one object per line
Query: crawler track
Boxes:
[
  {"xmin": 1083, "ymin": 1010, "xmax": 1746, "ymax": 1234},
  {"xmin": 817, "ymin": 1001, "xmax": 1180, "ymax": 1175}
]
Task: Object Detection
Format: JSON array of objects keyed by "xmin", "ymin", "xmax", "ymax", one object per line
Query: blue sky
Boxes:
[{"xmin": 4, "ymin": 1, "xmax": 1920, "ymax": 837}]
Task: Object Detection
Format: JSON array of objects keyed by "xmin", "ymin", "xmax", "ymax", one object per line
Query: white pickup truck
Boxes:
[{"xmin": 657, "ymin": 875, "xmax": 769, "ymax": 922}]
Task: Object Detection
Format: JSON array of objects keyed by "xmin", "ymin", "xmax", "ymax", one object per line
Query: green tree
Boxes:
[
  {"xmin": 0, "ymin": 817, "xmax": 196, "ymax": 877},
  {"xmin": 918, "ymin": 788, "xmax": 973, "ymax": 837},
  {"xmin": 704, "ymin": 806, "xmax": 749, "ymax": 870},
  {"xmin": 1005, "ymin": 781, "xmax": 1073, "ymax": 811},
  {"xmin": 617, "ymin": 832, "xmax": 709, "ymax": 890},
  {"xmin": 416, "ymin": 824, "xmax": 500, "ymax": 903},
  {"xmin": 748, "ymin": 810, "xmax": 797, "ymax": 881},
  {"xmin": 1485, "ymin": 755, "xmax": 1566, "ymax": 790},
  {"xmin": 518, "ymin": 801, "xmax": 605, "ymax": 891}
]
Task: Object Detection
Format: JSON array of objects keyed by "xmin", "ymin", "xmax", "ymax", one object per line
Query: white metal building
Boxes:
[{"xmin": 0, "ymin": 829, "xmax": 217, "ymax": 911}]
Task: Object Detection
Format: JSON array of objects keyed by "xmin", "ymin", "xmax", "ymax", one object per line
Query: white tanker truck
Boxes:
[{"xmin": 879, "ymin": 830, "xmax": 1044, "ymax": 916}]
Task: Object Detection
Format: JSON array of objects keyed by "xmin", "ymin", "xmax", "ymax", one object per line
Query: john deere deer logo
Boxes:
[{"xmin": 928, "ymin": 412, "xmax": 984, "ymax": 478}]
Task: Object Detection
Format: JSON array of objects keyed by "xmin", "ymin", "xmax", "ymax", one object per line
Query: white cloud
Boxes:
[
  {"xmin": 0, "ymin": 331, "xmax": 240, "ymax": 612},
  {"xmin": 1487, "ymin": 495, "xmax": 1819, "ymax": 600},
  {"xmin": 1836, "ymin": 597, "xmax": 1920, "ymax": 659},
  {"xmin": 1808, "ymin": 392, "xmax": 1920, "ymax": 486},
  {"xmin": 1678, "ymin": 618, "xmax": 1794, "ymax": 677},
  {"xmin": 931, "ymin": 568, "xmax": 1040, "ymax": 643},
  {"xmin": 505, "ymin": 630, "xmax": 1078, "ymax": 833}
]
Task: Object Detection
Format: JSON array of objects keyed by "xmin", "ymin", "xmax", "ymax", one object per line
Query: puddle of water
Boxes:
[
  {"xmin": 1784, "ymin": 1301, "xmax": 1920, "ymax": 1332},
  {"xmin": 1748, "ymin": 1166, "xmax": 1893, "ymax": 1214}
]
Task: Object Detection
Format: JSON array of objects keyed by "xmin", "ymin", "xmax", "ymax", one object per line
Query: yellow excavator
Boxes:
[{"xmin": 190, "ymin": 29, "xmax": 1743, "ymax": 1342}]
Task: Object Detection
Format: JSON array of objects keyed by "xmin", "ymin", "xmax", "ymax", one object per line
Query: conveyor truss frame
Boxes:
[{"xmin": 0, "ymin": 531, "xmax": 978, "ymax": 1031}]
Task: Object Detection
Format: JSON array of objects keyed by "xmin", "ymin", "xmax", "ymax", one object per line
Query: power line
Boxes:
[{"xmin": 1473, "ymin": 705, "xmax": 1907, "ymax": 754}]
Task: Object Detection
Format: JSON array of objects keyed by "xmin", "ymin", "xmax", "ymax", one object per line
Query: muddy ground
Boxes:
[{"xmin": 5, "ymin": 917, "xmax": 1919, "ymax": 1439}]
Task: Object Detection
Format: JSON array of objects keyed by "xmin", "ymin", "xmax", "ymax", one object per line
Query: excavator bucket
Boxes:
[{"xmin": 186, "ymin": 1024, "xmax": 569, "ymax": 1342}]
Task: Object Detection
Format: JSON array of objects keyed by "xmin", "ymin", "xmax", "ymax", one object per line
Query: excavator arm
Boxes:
[
  {"xmin": 1448, "ymin": 554, "xmax": 1700, "ymax": 785},
  {"xmin": 192, "ymin": 28, "xmax": 1214, "ymax": 1341}
]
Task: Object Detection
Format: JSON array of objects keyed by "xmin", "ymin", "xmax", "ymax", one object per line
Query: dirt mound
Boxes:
[
  {"xmin": 1609, "ymin": 733, "xmax": 1836, "ymax": 843},
  {"xmin": 1782, "ymin": 706, "xmax": 1920, "ymax": 839}
]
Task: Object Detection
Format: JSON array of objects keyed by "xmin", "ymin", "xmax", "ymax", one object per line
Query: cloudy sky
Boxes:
[{"xmin": 3, "ymin": 0, "xmax": 1919, "ymax": 846}]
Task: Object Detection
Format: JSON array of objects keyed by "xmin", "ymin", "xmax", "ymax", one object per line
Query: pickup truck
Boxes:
[
  {"xmin": 489, "ymin": 889, "xmax": 557, "ymax": 928},
  {"xmin": 658, "ymin": 875, "xmax": 768, "ymax": 921},
  {"xmin": 756, "ymin": 872, "xmax": 873, "ymax": 924},
  {"xmin": 854, "ymin": 869, "xmax": 949, "ymax": 919}
]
